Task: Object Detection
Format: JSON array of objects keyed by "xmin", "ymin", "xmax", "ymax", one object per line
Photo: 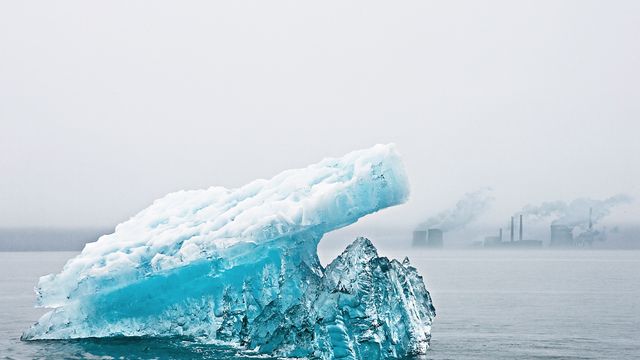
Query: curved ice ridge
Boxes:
[{"xmin": 23, "ymin": 144, "xmax": 435, "ymax": 358}]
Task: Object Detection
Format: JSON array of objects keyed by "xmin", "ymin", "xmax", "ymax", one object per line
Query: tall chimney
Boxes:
[
  {"xmin": 589, "ymin": 207, "xmax": 593, "ymax": 231},
  {"xmin": 499, "ymin": 228, "xmax": 503, "ymax": 242},
  {"xmin": 519, "ymin": 214, "xmax": 523, "ymax": 241},
  {"xmin": 510, "ymin": 216, "xmax": 514, "ymax": 242}
]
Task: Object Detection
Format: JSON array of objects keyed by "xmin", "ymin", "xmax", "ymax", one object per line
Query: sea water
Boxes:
[{"xmin": 1, "ymin": 249, "xmax": 639, "ymax": 359}]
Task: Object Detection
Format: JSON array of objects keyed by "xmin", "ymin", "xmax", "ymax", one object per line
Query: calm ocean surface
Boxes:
[{"xmin": 1, "ymin": 250, "xmax": 639, "ymax": 359}]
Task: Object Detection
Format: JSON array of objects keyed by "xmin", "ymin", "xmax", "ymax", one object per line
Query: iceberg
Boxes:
[{"xmin": 23, "ymin": 144, "xmax": 435, "ymax": 358}]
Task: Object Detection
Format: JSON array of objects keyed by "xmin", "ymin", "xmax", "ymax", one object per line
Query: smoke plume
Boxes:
[
  {"xmin": 521, "ymin": 194, "xmax": 632, "ymax": 231},
  {"xmin": 417, "ymin": 188, "xmax": 493, "ymax": 232}
]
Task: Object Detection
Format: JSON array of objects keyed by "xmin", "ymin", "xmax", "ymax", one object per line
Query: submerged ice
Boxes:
[{"xmin": 23, "ymin": 144, "xmax": 435, "ymax": 358}]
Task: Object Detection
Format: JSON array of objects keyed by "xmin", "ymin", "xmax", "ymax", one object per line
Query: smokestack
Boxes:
[
  {"xmin": 499, "ymin": 228, "xmax": 503, "ymax": 242},
  {"xmin": 510, "ymin": 216, "xmax": 514, "ymax": 242},
  {"xmin": 519, "ymin": 214, "xmax": 523, "ymax": 241},
  {"xmin": 589, "ymin": 207, "xmax": 593, "ymax": 231}
]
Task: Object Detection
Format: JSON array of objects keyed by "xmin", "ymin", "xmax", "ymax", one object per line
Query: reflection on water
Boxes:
[{"xmin": 22, "ymin": 337, "xmax": 273, "ymax": 360}]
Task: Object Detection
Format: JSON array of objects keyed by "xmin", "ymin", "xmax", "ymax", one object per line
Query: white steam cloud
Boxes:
[
  {"xmin": 417, "ymin": 188, "xmax": 493, "ymax": 232},
  {"xmin": 521, "ymin": 194, "xmax": 632, "ymax": 231}
]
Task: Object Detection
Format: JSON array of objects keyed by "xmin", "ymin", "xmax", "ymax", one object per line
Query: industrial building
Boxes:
[
  {"xmin": 550, "ymin": 224, "xmax": 573, "ymax": 247},
  {"xmin": 514, "ymin": 214, "xmax": 543, "ymax": 247},
  {"xmin": 427, "ymin": 229, "xmax": 444, "ymax": 248},
  {"xmin": 412, "ymin": 230, "xmax": 427, "ymax": 247},
  {"xmin": 483, "ymin": 228, "xmax": 503, "ymax": 247},
  {"xmin": 483, "ymin": 215, "xmax": 542, "ymax": 248},
  {"xmin": 550, "ymin": 207, "xmax": 596, "ymax": 247},
  {"xmin": 477, "ymin": 207, "xmax": 599, "ymax": 249},
  {"xmin": 412, "ymin": 228, "xmax": 443, "ymax": 248}
]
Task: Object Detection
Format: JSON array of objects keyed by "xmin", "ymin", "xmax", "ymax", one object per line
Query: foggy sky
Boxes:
[{"xmin": 1, "ymin": 1, "xmax": 639, "ymax": 234}]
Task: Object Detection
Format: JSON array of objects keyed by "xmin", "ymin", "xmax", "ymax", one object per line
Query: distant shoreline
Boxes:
[
  {"xmin": 2, "ymin": 227, "xmax": 638, "ymax": 251},
  {"xmin": 0, "ymin": 227, "xmax": 111, "ymax": 252}
]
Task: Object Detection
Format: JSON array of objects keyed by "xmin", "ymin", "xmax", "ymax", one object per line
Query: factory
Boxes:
[
  {"xmin": 483, "ymin": 228, "xmax": 503, "ymax": 247},
  {"xmin": 550, "ymin": 207, "xmax": 595, "ymax": 247},
  {"xmin": 483, "ymin": 215, "xmax": 542, "ymax": 248},
  {"xmin": 550, "ymin": 224, "xmax": 573, "ymax": 247},
  {"xmin": 414, "ymin": 206, "xmax": 599, "ymax": 249},
  {"xmin": 412, "ymin": 228, "xmax": 444, "ymax": 248},
  {"xmin": 412, "ymin": 230, "xmax": 427, "ymax": 247}
]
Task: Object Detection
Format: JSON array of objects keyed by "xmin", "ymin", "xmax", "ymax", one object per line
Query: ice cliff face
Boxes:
[
  {"xmin": 23, "ymin": 144, "xmax": 435, "ymax": 358},
  {"xmin": 245, "ymin": 237, "xmax": 435, "ymax": 359}
]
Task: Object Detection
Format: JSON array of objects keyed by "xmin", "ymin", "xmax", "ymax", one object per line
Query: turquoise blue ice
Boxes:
[{"xmin": 23, "ymin": 144, "xmax": 435, "ymax": 359}]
